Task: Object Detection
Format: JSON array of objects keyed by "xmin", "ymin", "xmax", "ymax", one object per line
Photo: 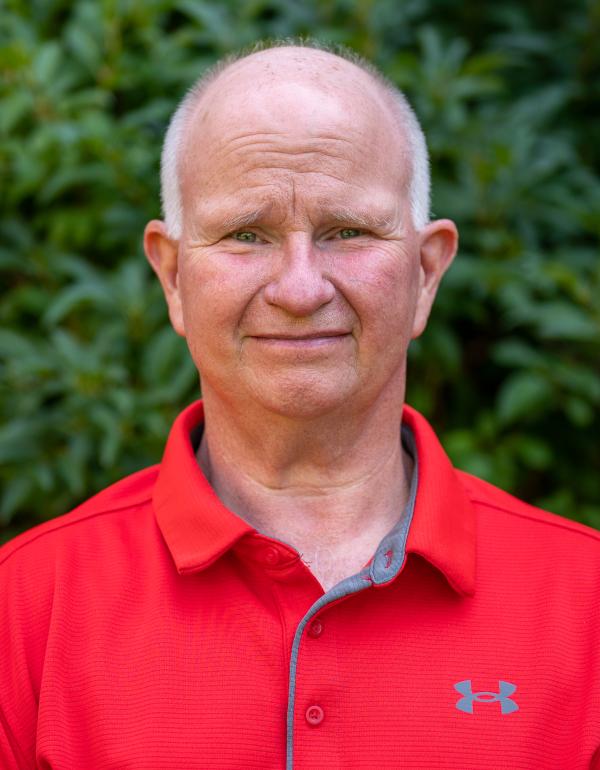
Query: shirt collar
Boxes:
[
  {"xmin": 402, "ymin": 405, "xmax": 476, "ymax": 596},
  {"xmin": 153, "ymin": 401, "xmax": 254, "ymax": 575},
  {"xmin": 153, "ymin": 400, "xmax": 476, "ymax": 595}
]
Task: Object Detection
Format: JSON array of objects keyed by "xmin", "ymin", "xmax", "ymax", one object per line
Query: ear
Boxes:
[
  {"xmin": 411, "ymin": 219, "xmax": 459, "ymax": 339},
  {"xmin": 144, "ymin": 220, "xmax": 186, "ymax": 337}
]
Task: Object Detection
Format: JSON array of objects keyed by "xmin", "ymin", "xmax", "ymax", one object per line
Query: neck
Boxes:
[{"xmin": 196, "ymin": 388, "xmax": 413, "ymax": 590}]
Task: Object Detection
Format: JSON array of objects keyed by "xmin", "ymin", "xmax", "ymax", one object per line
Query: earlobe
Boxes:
[
  {"xmin": 411, "ymin": 218, "xmax": 459, "ymax": 339},
  {"xmin": 143, "ymin": 220, "xmax": 186, "ymax": 337}
]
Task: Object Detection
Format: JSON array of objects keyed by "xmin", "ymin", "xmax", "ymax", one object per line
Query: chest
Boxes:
[
  {"xmin": 34, "ymin": 555, "xmax": 599, "ymax": 769},
  {"xmin": 298, "ymin": 544, "xmax": 374, "ymax": 591}
]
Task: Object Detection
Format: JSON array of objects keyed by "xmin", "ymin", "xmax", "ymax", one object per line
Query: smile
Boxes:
[{"xmin": 248, "ymin": 333, "xmax": 351, "ymax": 350}]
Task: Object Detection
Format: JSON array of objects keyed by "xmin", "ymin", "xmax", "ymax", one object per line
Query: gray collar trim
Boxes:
[{"xmin": 369, "ymin": 423, "xmax": 419, "ymax": 585}]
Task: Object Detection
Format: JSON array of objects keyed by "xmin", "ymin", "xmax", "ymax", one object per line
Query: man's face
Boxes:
[{"xmin": 147, "ymin": 54, "xmax": 456, "ymax": 419}]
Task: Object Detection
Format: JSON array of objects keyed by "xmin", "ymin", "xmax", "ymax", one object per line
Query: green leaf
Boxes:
[
  {"xmin": 0, "ymin": 477, "xmax": 34, "ymax": 525},
  {"xmin": 496, "ymin": 372, "xmax": 553, "ymax": 425},
  {"xmin": 32, "ymin": 41, "xmax": 62, "ymax": 84}
]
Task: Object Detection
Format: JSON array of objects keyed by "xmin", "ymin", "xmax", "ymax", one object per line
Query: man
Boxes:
[{"xmin": 1, "ymin": 42, "xmax": 599, "ymax": 769}]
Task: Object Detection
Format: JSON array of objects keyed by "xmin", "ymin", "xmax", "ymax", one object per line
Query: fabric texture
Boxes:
[{"xmin": 1, "ymin": 400, "xmax": 599, "ymax": 769}]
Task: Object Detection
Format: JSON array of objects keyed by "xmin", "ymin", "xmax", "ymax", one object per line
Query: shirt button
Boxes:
[
  {"xmin": 263, "ymin": 547, "xmax": 280, "ymax": 566},
  {"xmin": 305, "ymin": 705, "xmax": 324, "ymax": 726},
  {"xmin": 308, "ymin": 620, "xmax": 323, "ymax": 638}
]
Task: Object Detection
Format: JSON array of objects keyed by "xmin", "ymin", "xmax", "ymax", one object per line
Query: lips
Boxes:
[
  {"xmin": 246, "ymin": 331, "xmax": 352, "ymax": 354},
  {"xmin": 250, "ymin": 331, "xmax": 350, "ymax": 340}
]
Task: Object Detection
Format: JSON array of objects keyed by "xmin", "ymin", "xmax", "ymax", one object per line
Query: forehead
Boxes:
[{"xmin": 179, "ymin": 54, "xmax": 409, "ymax": 222}]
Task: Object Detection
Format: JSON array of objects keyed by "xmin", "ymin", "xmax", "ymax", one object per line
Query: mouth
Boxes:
[
  {"xmin": 247, "ymin": 331, "xmax": 352, "ymax": 351},
  {"xmin": 252, "ymin": 332, "xmax": 350, "ymax": 341}
]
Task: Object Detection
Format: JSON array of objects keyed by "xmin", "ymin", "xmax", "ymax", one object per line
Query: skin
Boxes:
[{"xmin": 144, "ymin": 47, "xmax": 458, "ymax": 591}]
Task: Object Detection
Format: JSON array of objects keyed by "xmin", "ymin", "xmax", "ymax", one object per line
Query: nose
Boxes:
[{"xmin": 263, "ymin": 235, "xmax": 335, "ymax": 317}]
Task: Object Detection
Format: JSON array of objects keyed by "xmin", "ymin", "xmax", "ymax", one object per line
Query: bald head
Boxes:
[
  {"xmin": 198, "ymin": 45, "xmax": 393, "ymax": 106},
  {"xmin": 160, "ymin": 42, "xmax": 430, "ymax": 238}
]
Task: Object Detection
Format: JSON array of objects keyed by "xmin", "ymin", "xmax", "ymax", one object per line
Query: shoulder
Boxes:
[
  {"xmin": 0, "ymin": 465, "xmax": 159, "ymax": 572},
  {"xmin": 459, "ymin": 469, "xmax": 600, "ymax": 549}
]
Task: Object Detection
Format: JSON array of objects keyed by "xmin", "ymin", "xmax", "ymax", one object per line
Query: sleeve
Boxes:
[{"xmin": 0, "ymin": 542, "xmax": 50, "ymax": 769}]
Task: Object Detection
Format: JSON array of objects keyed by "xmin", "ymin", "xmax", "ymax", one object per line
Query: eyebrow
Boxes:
[
  {"xmin": 218, "ymin": 205, "xmax": 275, "ymax": 232},
  {"xmin": 324, "ymin": 207, "xmax": 395, "ymax": 231},
  {"xmin": 214, "ymin": 203, "xmax": 396, "ymax": 233}
]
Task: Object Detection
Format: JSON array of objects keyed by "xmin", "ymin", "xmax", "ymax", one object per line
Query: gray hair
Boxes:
[{"xmin": 160, "ymin": 40, "xmax": 430, "ymax": 238}]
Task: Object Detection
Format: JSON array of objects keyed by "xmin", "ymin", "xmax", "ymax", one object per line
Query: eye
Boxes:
[
  {"xmin": 338, "ymin": 228, "xmax": 363, "ymax": 239},
  {"xmin": 232, "ymin": 231, "xmax": 257, "ymax": 242}
]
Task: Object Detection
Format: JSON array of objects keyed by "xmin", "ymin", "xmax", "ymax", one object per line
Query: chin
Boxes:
[{"xmin": 248, "ymin": 374, "xmax": 355, "ymax": 420}]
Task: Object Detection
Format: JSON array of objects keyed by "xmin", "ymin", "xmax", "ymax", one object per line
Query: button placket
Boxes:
[{"xmin": 287, "ymin": 576, "xmax": 372, "ymax": 768}]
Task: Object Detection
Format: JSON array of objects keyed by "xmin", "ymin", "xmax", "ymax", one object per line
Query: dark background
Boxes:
[{"xmin": 1, "ymin": 0, "xmax": 599, "ymax": 542}]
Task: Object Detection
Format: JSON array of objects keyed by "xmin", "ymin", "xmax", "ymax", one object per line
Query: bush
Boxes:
[{"xmin": 1, "ymin": 0, "xmax": 599, "ymax": 541}]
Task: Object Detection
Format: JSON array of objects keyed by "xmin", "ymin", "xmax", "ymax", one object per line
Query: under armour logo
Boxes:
[{"xmin": 454, "ymin": 680, "xmax": 519, "ymax": 714}]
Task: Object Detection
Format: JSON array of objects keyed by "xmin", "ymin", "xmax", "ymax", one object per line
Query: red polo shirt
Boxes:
[{"xmin": 1, "ymin": 401, "xmax": 600, "ymax": 769}]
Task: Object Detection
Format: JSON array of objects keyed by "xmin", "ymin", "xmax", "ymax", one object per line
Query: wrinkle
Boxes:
[
  {"xmin": 206, "ymin": 418, "xmax": 405, "ymax": 494},
  {"xmin": 209, "ymin": 127, "xmax": 363, "ymax": 157},
  {"xmin": 206, "ymin": 164, "xmax": 360, "ymax": 187},
  {"xmin": 215, "ymin": 143, "xmax": 358, "ymax": 166}
]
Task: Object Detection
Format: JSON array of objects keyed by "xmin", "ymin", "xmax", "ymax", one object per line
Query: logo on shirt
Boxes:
[{"xmin": 454, "ymin": 680, "xmax": 519, "ymax": 714}]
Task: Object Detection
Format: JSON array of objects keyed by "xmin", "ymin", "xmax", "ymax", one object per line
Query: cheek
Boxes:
[
  {"xmin": 336, "ymin": 248, "xmax": 420, "ymax": 339},
  {"xmin": 177, "ymin": 254, "xmax": 264, "ymax": 356}
]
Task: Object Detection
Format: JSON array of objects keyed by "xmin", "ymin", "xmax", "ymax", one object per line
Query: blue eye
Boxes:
[
  {"xmin": 232, "ymin": 231, "xmax": 257, "ymax": 242},
  {"xmin": 339, "ymin": 228, "xmax": 362, "ymax": 239}
]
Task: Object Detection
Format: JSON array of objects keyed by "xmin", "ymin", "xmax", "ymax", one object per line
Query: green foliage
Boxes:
[{"xmin": 1, "ymin": 0, "xmax": 599, "ymax": 541}]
